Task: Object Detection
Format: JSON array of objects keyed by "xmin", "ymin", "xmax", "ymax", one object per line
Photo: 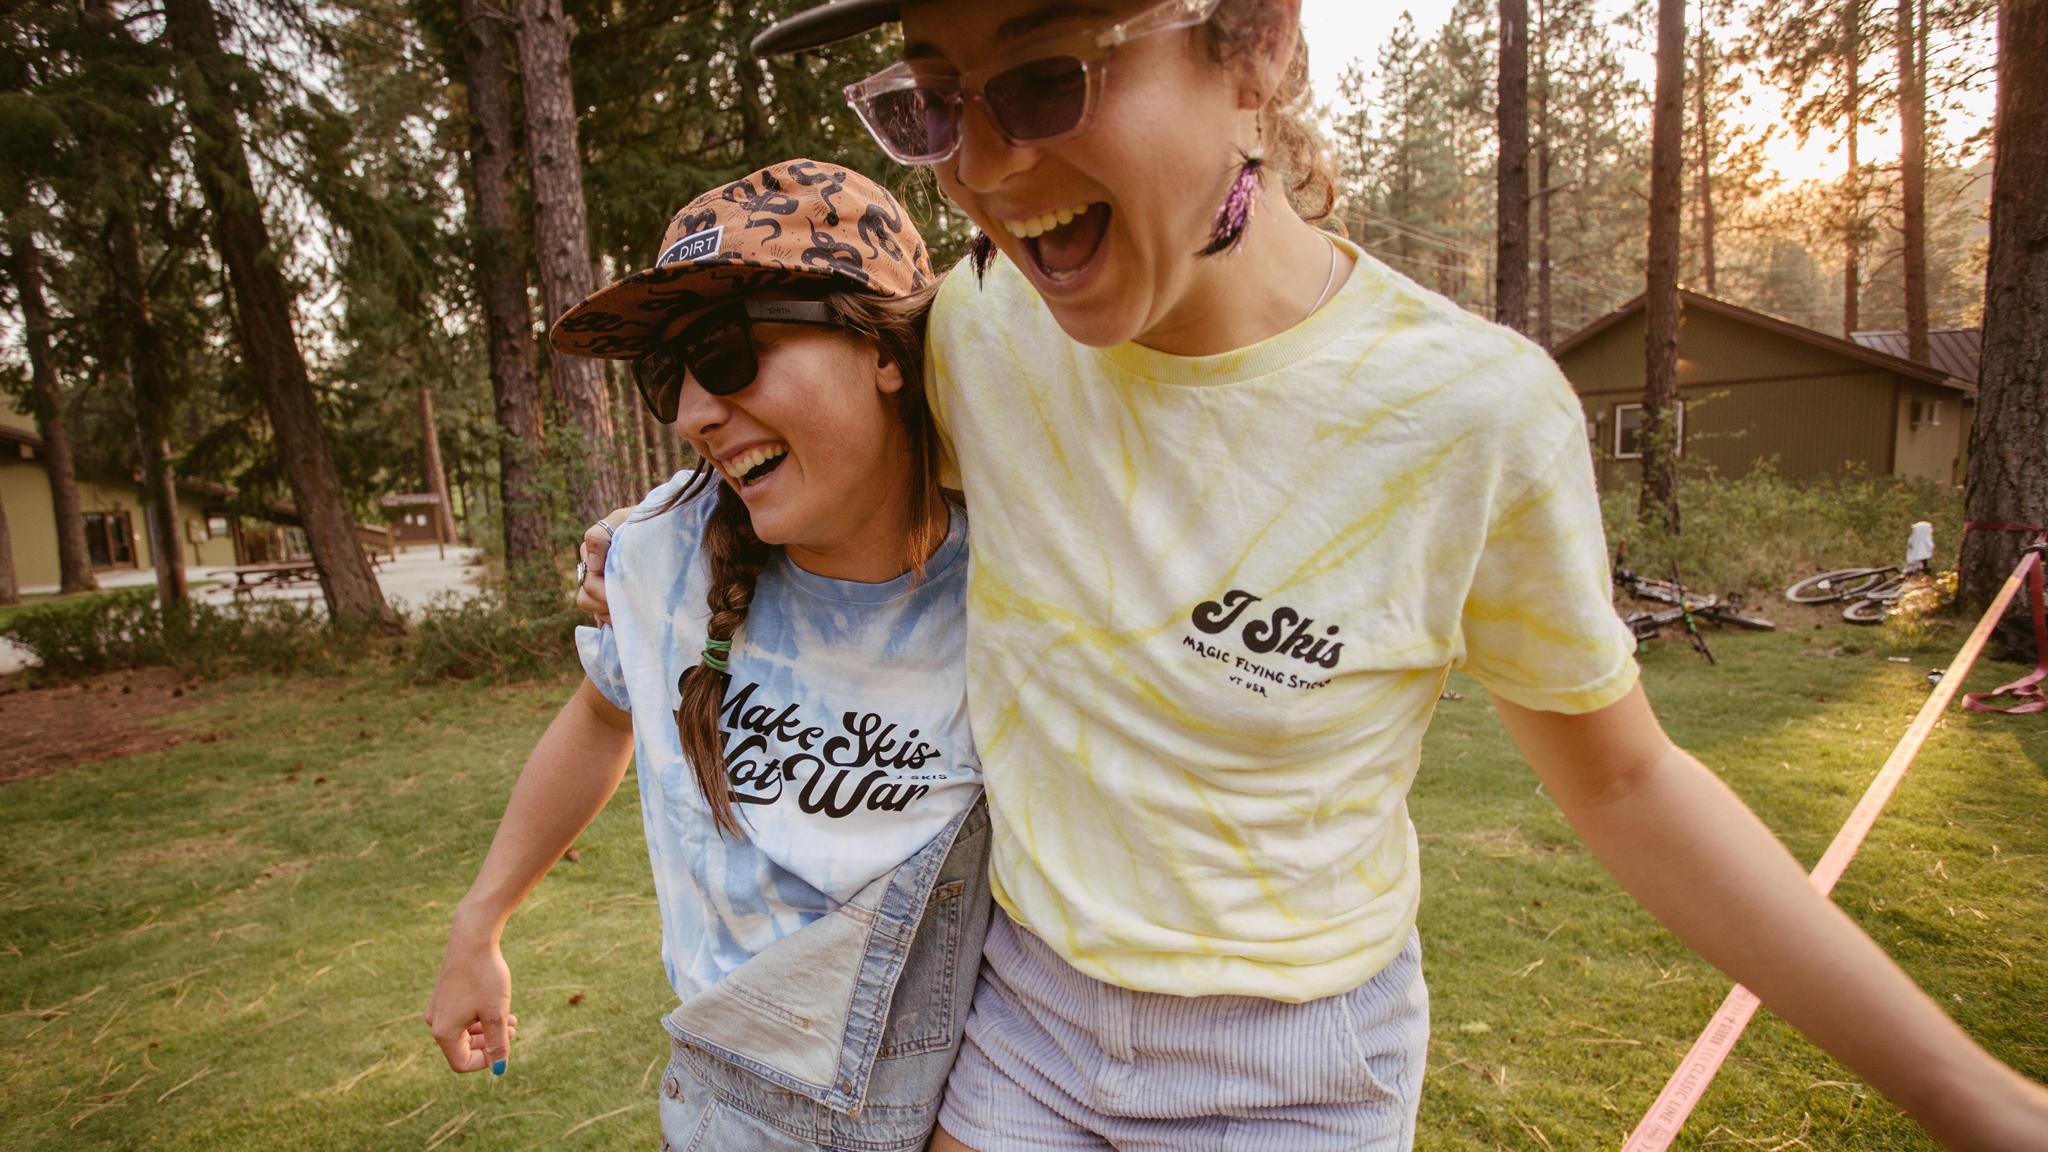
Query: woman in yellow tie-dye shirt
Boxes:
[{"xmin": 580, "ymin": 1, "xmax": 2048, "ymax": 1147}]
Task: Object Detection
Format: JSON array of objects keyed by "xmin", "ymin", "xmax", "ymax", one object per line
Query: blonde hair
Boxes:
[{"xmin": 1201, "ymin": 0, "xmax": 1336, "ymax": 224}]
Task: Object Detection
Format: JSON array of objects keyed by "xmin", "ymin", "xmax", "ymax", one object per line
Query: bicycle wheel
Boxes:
[
  {"xmin": 1702, "ymin": 606, "xmax": 1777, "ymax": 631},
  {"xmin": 1785, "ymin": 568, "xmax": 1890, "ymax": 603},
  {"xmin": 1842, "ymin": 597, "xmax": 1891, "ymax": 625}
]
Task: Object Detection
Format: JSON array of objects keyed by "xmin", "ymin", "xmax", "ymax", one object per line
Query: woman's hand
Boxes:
[
  {"xmin": 420, "ymin": 681, "xmax": 632, "ymax": 1075},
  {"xmin": 575, "ymin": 508, "xmax": 633, "ymax": 623},
  {"xmin": 424, "ymin": 915, "xmax": 519, "ymax": 1074},
  {"xmin": 1496, "ymin": 684, "xmax": 2048, "ymax": 1150}
]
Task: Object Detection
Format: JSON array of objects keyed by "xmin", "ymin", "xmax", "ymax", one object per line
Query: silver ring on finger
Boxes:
[{"xmin": 591, "ymin": 519, "xmax": 615, "ymax": 540}]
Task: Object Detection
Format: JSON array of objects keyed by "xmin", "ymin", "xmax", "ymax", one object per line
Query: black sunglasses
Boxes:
[{"xmin": 633, "ymin": 299, "xmax": 841, "ymax": 422}]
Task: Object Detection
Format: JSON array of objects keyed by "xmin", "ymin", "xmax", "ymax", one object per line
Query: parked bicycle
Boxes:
[
  {"xmin": 1614, "ymin": 545, "xmax": 1777, "ymax": 664},
  {"xmin": 1785, "ymin": 566, "xmax": 1917, "ymax": 623},
  {"xmin": 1784, "ymin": 522, "xmax": 1937, "ymax": 625}
]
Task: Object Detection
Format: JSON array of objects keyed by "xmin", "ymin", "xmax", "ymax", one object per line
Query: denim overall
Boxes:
[{"xmin": 658, "ymin": 797, "xmax": 993, "ymax": 1151}]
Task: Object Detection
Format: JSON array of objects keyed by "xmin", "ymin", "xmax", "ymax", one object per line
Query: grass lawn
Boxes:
[{"xmin": 1, "ymin": 622, "xmax": 2042, "ymax": 1150}]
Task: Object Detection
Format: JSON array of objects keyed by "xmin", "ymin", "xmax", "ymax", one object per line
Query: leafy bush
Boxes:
[
  {"xmin": 405, "ymin": 590, "xmax": 582, "ymax": 683},
  {"xmin": 2, "ymin": 582, "xmax": 590, "ymax": 687},
  {"xmin": 0, "ymin": 589, "xmax": 159, "ymax": 680},
  {"xmin": 0, "ymin": 590, "xmax": 353, "ymax": 684},
  {"xmin": 1602, "ymin": 462, "xmax": 1964, "ymax": 599}
]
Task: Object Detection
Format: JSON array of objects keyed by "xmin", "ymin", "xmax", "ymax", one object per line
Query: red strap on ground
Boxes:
[
  {"xmin": 1959, "ymin": 523, "xmax": 2048, "ymax": 715},
  {"xmin": 1622, "ymin": 540, "xmax": 2042, "ymax": 1151}
]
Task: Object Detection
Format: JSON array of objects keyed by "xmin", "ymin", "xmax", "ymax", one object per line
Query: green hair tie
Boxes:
[{"xmin": 701, "ymin": 636, "xmax": 732, "ymax": 674}]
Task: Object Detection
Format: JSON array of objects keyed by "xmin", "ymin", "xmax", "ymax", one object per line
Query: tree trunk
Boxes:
[
  {"xmin": 1959, "ymin": 0, "xmax": 2048, "ymax": 614},
  {"xmin": 419, "ymin": 388, "xmax": 458, "ymax": 541},
  {"xmin": 2, "ymin": 229, "xmax": 97, "ymax": 592},
  {"xmin": 1844, "ymin": 0, "xmax": 1862, "ymax": 336},
  {"xmin": 459, "ymin": 0, "xmax": 555, "ymax": 595},
  {"xmin": 160, "ymin": 0, "xmax": 395, "ymax": 630},
  {"xmin": 1694, "ymin": 22, "xmax": 1718, "ymax": 296},
  {"xmin": 103, "ymin": 211, "xmax": 189, "ymax": 608},
  {"xmin": 0, "ymin": 492, "xmax": 16, "ymax": 605},
  {"xmin": 640, "ymin": 397, "xmax": 661, "ymax": 488},
  {"xmin": 608, "ymin": 359, "xmax": 642, "ymax": 496},
  {"xmin": 1534, "ymin": 0, "xmax": 1553, "ymax": 349},
  {"xmin": 1496, "ymin": 0, "xmax": 1531, "ymax": 333},
  {"xmin": 1641, "ymin": 0, "xmax": 1685, "ymax": 533},
  {"xmin": 1899, "ymin": 0, "xmax": 1929, "ymax": 361},
  {"xmin": 511, "ymin": 0, "xmax": 618, "ymax": 525}
]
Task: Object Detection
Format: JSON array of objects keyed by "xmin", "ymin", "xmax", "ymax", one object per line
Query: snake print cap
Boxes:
[{"xmin": 550, "ymin": 158, "xmax": 933, "ymax": 359}]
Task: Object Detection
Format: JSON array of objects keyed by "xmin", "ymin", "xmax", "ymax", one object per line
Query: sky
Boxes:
[{"xmin": 1297, "ymin": 0, "xmax": 1997, "ymax": 188}]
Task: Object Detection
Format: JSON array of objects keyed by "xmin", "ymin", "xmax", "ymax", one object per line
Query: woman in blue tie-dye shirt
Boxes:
[{"xmin": 425, "ymin": 161, "xmax": 990, "ymax": 1152}]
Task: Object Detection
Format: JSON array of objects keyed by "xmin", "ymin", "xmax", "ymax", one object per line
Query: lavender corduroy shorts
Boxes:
[{"xmin": 936, "ymin": 910, "xmax": 1429, "ymax": 1152}]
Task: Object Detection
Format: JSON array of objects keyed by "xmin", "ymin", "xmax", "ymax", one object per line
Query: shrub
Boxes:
[
  {"xmin": 0, "ymin": 591, "xmax": 353, "ymax": 684},
  {"xmin": 0, "ymin": 589, "xmax": 159, "ymax": 680},
  {"xmin": 1601, "ymin": 463, "xmax": 1964, "ymax": 599},
  {"xmin": 405, "ymin": 590, "xmax": 582, "ymax": 683}
]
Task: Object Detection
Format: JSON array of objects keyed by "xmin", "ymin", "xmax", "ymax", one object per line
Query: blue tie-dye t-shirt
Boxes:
[{"xmin": 577, "ymin": 475, "xmax": 978, "ymax": 1000}]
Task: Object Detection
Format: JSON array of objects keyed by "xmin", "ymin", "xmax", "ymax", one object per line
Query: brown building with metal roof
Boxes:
[{"xmin": 1553, "ymin": 291, "xmax": 1976, "ymax": 489}]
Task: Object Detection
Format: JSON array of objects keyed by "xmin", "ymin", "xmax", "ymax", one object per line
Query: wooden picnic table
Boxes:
[
  {"xmin": 228, "ymin": 550, "xmax": 390, "ymax": 599},
  {"xmin": 228, "ymin": 560, "xmax": 318, "ymax": 599}
]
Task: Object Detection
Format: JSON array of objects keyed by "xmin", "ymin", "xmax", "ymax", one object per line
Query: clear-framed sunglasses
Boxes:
[{"xmin": 843, "ymin": 0, "xmax": 1225, "ymax": 166}]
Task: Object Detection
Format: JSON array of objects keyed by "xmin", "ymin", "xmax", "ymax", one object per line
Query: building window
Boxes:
[
  {"xmin": 1614, "ymin": 402, "xmax": 1686, "ymax": 460},
  {"xmin": 1909, "ymin": 398, "xmax": 1943, "ymax": 429},
  {"xmin": 85, "ymin": 511, "xmax": 136, "ymax": 569},
  {"xmin": 207, "ymin": 515, "xmax": 231, "ymax": 538}
]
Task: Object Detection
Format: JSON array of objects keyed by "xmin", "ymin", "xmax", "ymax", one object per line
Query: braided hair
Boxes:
[
  {"xmin": 651, "ymin": 281, "xmax": 943, "ymax": 837},
  {"xmin": 675, "ymin": 482, "xmax": 775, "ymax": 838}
]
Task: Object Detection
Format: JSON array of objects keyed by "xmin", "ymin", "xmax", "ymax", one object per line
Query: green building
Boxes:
[
  {"xmin": 1554, "ymin": 291, "xmax": 1976, "ymax": 489},
  {"xmin": 1, "ymin": 396, "xmax": 244, "ymax": 593}
]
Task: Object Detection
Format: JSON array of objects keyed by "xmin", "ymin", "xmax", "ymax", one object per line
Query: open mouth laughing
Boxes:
[
  {"xmin": 721, "ymin": 443, "xmax": 789, "ymax": 488},
  {"xmin": 998, "ymin": 201, "xmax": 1111, "ymax": 284}
]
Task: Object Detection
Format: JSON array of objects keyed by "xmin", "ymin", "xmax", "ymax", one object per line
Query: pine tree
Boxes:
[
  {"xmin": 1749, "ymin": 0, "xmax": 1885, "ymax": 335},
  {"xmin": 1498, "ymin": 0, "xmax": 1532, "ymax": 332},
  {"xmin": 1959, "ymin": 0, "xmax": 2048, "ymax": 612},
  {"xmin": 1534, "ymin": 0, "xmax": 1648, "ymax": 339},
  {"xmin": 0, "ymin": 451, "xmax": 14, "ymax": 601},
  {"xmin": 160, "ymin": 0, "xmax": 397, "ymax": 629},
  {"xmin": 0, "ymin": 225, "xmax": 97, "ymax": 593},
  {"xmin": 514, "ymin": 0, "xmax": 618, "ymax": 526},
  {"xmin": 1683, "ymin": 0, "xmax": 1777, "ymax": 303},
  {"xmin": 1898, "ymin": 0, "xmax": 1929, "ymax": 360},
  {"xmin": 448, "ymin": 0, "xmax": 556, "ymax": 592},
  {"xmin": 1642, "ymin": 0, "xmax": 1685, "ymax": 533}
]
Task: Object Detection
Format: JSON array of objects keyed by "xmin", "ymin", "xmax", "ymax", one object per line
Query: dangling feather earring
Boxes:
[
  {"xmin": 970, "ymin": 230, "xmax": 996, "ymax": 283},
  {"xmin": 1199, "ymin": 123, "xmax": 1265, "ymax": 258}
]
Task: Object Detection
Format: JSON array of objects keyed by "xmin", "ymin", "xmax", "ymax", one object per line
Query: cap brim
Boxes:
[
  {"xmin": 549, "ymin": 260, "xmax": 848, "ymax": 359},
  {"xmin": 750, "ymin": 0, "xmax": 904, "ymax": 55}
]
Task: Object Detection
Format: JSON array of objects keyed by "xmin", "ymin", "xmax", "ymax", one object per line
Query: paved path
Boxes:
[{"xmin": 0, "ymin": 546, "xmax": 490, "ymax": 675}]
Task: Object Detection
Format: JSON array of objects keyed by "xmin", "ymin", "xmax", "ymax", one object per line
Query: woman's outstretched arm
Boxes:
[
  {"xmin": 1496, "ymin": 683, "xmax": 2048, "ymax": 1150},
  {"xmin": 425, "ymin": 678, "xmax": 635, "ymax": 1074}
]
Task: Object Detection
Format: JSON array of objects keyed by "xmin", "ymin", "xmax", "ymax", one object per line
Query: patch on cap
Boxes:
[{"xmin": 657, "ymin": 226, "xmax": 724, "ymax": 267}]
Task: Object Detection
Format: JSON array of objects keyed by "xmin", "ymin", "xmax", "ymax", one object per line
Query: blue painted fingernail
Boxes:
[{"xmin": 492, "ymin": 1059, "xmax": 506, "ymax": 1076}]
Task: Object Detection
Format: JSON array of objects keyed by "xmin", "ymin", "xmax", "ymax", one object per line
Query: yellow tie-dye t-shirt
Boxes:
[{"xmin": 926, "ymin": 239, "xmax": 1639, "ymax": 1002}]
